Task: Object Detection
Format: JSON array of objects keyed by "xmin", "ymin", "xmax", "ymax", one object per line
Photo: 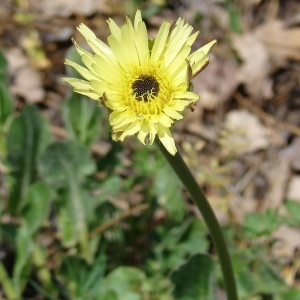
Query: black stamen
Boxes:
[{"xmin": 132, "ymin": 75, "xmax": 160, "ymax": 102}]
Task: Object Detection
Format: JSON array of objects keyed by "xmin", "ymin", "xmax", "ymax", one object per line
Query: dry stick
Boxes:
[
  {"xmin": 235, "ymin": 93, "xmax": 300, "ymax": 136},
  {"xmin": 89, "ymin": 203, "xmax": 149, "ymax": 237}
]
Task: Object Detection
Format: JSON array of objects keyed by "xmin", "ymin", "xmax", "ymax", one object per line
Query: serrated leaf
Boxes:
[
  {"xmin": 234, "ymin": 252, "xmax": 286, "ymax": 298},
  {"xmin": 7, "ymin": 105, "xmax": 52, "ymax": 214},
  {"xmin": 38, "ymin": 141, "xmax": 96, "ymax": 261},
  {"xmin": 63, "ymin": 93, "xmax": 103, "ymax": 146},
  {"xmin": 21, "ymin": 182, "xmax": 52, "ymax": 234},
  {"xmin": 38, "ymin": 141, "xmax": 95, "ymax": 188},
  {"xmin": 243, "ymin": 209, "xmax": 279, "ymax": 238},
  {"xmin": 170, "ymin": 254, "xmax": 215, "ymax": 300},
  {"xmin": 285, "ymin": 200, "xmax": 300, "ymax": 223},
  {"xmin": 97, "ymin": 175, "xmax": 122, "ymax": 202}
]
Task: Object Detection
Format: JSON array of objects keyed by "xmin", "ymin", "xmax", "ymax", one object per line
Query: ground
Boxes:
[{"xmin": 0, "ymin": 0, "xmax": 300, "ymax": 299}]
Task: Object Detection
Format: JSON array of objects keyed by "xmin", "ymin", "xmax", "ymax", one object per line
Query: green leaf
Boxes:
[
  {"xmin": 255, "ymin": 260, "xmax": 286, "ymax": 294},
  {"xmin": 21, "ymin": 182, "xmax": 52, "ymax": 234},
  {"xmin": 134, "ymin": 148, "xmax": 186, "ymax": 220},
  {"xmin": 170, "ymin": 254, "xmax": 215, "ymax": 300},
  {"xmin": 100, "ymin": 290, "xmax": 118, "ymax": 300},
  {"xmin": 97, "ymin": 175, "xmax": 122, "ymax": 202},
  {"xmin": 80, "ymin": 252, "xmax": 107, "ymax": 296},
  {"xmin": 154, "ymin": 159, "xmax": 185, "ymax": 221},
  {"xmin": 6, "ymin": 105, "xmax": 52, "ymax": 214},
  {"xmin": 56, "ymin": 204, "xmax": 78, "ymax": 248},
  {"xmin": 98, "ymin": 267, "xmax": 147, "ymax": 300},
  {"xmin": 280, "ymin": 288, "xmax": 300, "ymax": 300},
  {"xmin": 283, "ymin": 200, "xmax": 300, "ymax": 226},
  {"xmin": 133, "ymin": 148, "xmax": 186, "ymax": 221},
  {"xmin": 0, "ymin": 50, "xmax": 14, "ymax": 155},
  {"xmin": 63, "ymin": 93, "xmax": 103, "ymax": 146},
  {"xmin": 225, "ymin": 0, "xmax": 242, "ymax": 33},
  {"xmin": 38, "ymin": 141, "xmax": 95, "ymax": 187},
  {"xmin": 0, "ymin": 261, "xmax": 20, "ymax": 299},
  {"xmin": 13, "ymin": 224, "xmax": 33, "ymax": 294},
  {"xmin": 0, "ymin": 49, "xmax": 8, "ymax": 79},
  {"xmin": 243, "ymin": 209, "xmax": 279, "ymax": 238},
  {"xmin": 0, "ymin": 81, "xmax": 13, "ymax": 128},
  {"xmin": 38, "ymin": 141, "xmax": 96, "ymax": 261},
  {"xmin": 58, "ymin": 253, "xmax": 106, "ymax": 298},
  {"xmin": 233, "ymin": 251, "xmax": 286, "ymax": 298}
]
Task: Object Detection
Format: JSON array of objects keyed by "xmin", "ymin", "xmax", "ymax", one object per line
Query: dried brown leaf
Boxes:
[
  {"xmin": 232, "ymin": 33, "xmax": 273, "ymax": 100},
  {"xmin": 28, "ymin": 0, "xmax": 111, "ymax": 18},
  {"xmin": 255, "ymin": 19, "xmax": 300, "ymax": 62},
  {"xmin": 5, "ymin": 48, "xmax": 45, "ymax": 104},
  {"xmin": 220, "ymin": 109, "xmax": 271, "ymax": 154}
]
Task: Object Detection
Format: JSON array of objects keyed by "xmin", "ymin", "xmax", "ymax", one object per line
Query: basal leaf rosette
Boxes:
[{"xmin": 62, "ymin": 11, "xmax": 216, "ymax": 155}]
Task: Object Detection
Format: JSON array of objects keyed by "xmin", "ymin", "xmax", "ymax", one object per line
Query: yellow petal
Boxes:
[
  {"xmin": 163, "ymin": 106, "xmax": 183, "ymax": 119},
  {"xmin": 64, "ymin": 59, "xmax": 98, "ymax": 81},
  {"xmin": 158, "ymin": 113, "xmax": 174, "ymax": 127},
  {"xmin": 137, "ymin": 121, "xmax": 149, "ymax": 144},
  {"xmin": 149, "ymin": 123, "xmax": 158, "ymax": 145},
  {"xmin": 157, "ymin": 125, "xmax": 177, "ymax": 155},
  {"xmin": 110, "ymin": 111, "xmax": 135, "ymax": 129},
  {"xmin": 173, "ymin": 91, "xmax": 199, "ymax": 100},
  {"xmin": 134, "ymin": 10, "xmax": 143, "ymax": 29},
  {"xmin": 150, "ymin": 21, "xmax": 170, "ymax": 63},
  {"xmin": 107, "ymin": 18, "xmax": 122, "ymax": 40},
  {"xmin": 118, "ymin": 120, "xmax": 141, "ymax": 140},
  {"xmin": 188, "ymin": 39, "xmax": 217, "ymax": 76}
]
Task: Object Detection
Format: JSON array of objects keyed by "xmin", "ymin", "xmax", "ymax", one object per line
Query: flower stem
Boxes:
[{"xmin": 156, "ymin": 140, "xmax": 238, "ymax": 300}]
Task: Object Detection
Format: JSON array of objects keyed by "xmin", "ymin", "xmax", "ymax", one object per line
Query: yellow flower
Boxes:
[{"xmin": 62, "ymin": 10, "xmax": 216, "ymax": 155}]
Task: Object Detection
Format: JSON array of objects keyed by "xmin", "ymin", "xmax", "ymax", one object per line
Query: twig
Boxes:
[
  {"xmin": 89, "ymin": 203, "xmax": 149, "ymax": 237},
  {"xmin": 235, "ymin": 93, "xmax": 300, "ymax": 136}
]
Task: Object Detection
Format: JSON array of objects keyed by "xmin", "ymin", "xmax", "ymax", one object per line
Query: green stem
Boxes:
[{"xmin": 156, "ymin": 140, "xmax": 238, "ymax": 300}]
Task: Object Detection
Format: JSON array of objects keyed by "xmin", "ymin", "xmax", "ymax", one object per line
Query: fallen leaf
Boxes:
[
  {"xmin": 274, "ymin": 225, "xmax": 300, "ymax": 259},
  {"xmin": 11, "ymin": 67, "xmax": 45, "ymax": 104},
  {"xmin": 192, "ymin": 55, "xmax": 239, "ymax": 110},
  {"xmin": 286, "ymin": 176, "xmax": 300, "ymax": 201},
  {"xmin": 5, "ymin": 48, "xmax": 45, "ymax": 104},
  {"xmin": 231, "ymin": 33, "xmax": 273, "ymax": 100},
  {"xmin": 255, "ymin": 19, "xmax": 300, "ymax": 63},
  {"xmin": 280, "ymin": 137, "xmax": 300, "ymax": 171},
  {"xmin": 28, "ymin": 0, "xmax": 111, "ymax": 18},
  {"xmin": 261, "ymin": 156, "xmax": 290, "ymax": 210},
  {"xmin": 219, "ymin": 109, "xmax": 271, "ymax": 154}
]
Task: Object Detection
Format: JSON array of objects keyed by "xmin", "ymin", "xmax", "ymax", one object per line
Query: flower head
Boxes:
[{"xmin": 62, "ymin": 11, "xmax": 216, "ymax": 155}]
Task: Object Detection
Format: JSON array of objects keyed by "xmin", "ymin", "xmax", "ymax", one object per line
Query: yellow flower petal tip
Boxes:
[{"xmin": 63, "ymin": 10, "xmax": 216, "ymax": 155}]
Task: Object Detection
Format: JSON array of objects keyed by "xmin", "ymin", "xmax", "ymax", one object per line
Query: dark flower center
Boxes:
[{"xmin": 132, "ymin": 75, "xmax": 160, "ymax": 102}]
